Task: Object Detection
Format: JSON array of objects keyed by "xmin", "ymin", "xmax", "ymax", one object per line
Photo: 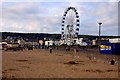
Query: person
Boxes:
[
  {"xmin": 110, "ymin": 59, "xmax": 115, "ymax": 65},
  {"xmin": 74, "ymin": 48, "xmax": 77, "ymax": 54},
  {"xmin": 65, "ymin": 47, "xmax": 68, "ymax": 51},
  {"xmin": 49, "ymin": 47, "xmax": 52, "ymax": 53}
]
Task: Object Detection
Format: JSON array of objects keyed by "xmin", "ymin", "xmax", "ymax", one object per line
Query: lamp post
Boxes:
[{"xmin": 98, "ymin": 22, "xmax": 102, "ymax": 49}]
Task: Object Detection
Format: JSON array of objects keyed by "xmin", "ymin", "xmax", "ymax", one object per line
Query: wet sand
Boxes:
[{"xmin": 2, "ymin": 49, "xmax": 119, "ymax": 78}]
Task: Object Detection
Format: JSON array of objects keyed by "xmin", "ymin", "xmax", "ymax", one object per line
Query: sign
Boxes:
[{"xmin": 100, "ymin": 45, "xmax": 111, "ymax": 50}]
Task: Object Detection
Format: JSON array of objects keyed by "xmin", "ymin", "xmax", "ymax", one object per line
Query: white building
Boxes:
[
  {"xmin": 109, "ymin": 38, "xmax": 120, "ymax": 43},
  {"xmin": 45, "ymin": 40, "xmax": 53, "ymax": 46},
  {"xmin": 75, "ymin": 38, "xmax": 88, "ymax": 46},
  {"xmin": 54, "ymin": 41, "xmax": 60, "ymax": 46}
]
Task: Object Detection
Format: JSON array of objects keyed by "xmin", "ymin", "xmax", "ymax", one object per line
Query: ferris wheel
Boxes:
[{"xmin": 61, "ymin": 7, "xmax": 80, "ymax": 45}]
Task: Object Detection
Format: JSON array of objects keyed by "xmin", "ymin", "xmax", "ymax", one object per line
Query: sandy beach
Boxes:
[{"xmin": 2, "ymin": 48, "xmax": 119, "ymax": 78}]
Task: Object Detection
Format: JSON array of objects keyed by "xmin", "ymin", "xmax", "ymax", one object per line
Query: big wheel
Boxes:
[{"xmin": 61, "ymin": 7, "xmax": 80, "ymax": 45}]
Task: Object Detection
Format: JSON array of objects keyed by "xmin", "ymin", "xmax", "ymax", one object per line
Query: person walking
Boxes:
[{"xmin": 49, "ymin": 47, "xmax": 52, "ymax": 54}]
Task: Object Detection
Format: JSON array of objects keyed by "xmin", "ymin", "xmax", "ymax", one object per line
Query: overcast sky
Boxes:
[{"xmin": 1, "ymin": 0, "xmax": 119, "ymax": 36}]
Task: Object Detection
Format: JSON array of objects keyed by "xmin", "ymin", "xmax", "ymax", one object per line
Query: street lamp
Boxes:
[{"xmin": 98, "ymin": 22, "xmax": 102, "ymax": 49}]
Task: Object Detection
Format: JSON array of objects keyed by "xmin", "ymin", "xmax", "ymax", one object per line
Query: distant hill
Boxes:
[
  {"xmin": 1, "ymin": 32, "xmax": 120, "ymax": 41},
  {"xmin": 1, "ymin": 32, "xmax": 60, "ymax": 41}
]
